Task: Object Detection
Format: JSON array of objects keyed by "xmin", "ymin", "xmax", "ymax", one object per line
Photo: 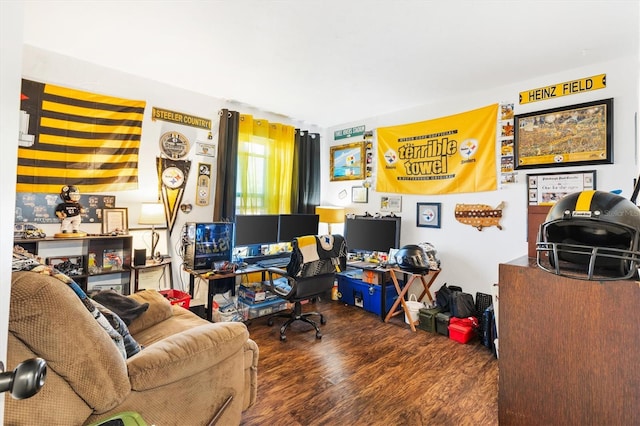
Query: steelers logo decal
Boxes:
[
  {"xmin": 422, "ymin": 208, "xmax": 436, "ymax": 223},
  {"xmin": 161, "ymin": 167, "xmax": 185, "ymax": 189},
  {"xmin": 460, "ymin": 139, "xmax": 478, "ymax": 159}
]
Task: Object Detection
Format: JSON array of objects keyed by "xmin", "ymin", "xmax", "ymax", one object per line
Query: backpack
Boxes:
[
  {"xmin": 451, "ymin": 292, "xmax": 476, "ymax": 318},
  {"xmin": 435, "ymin": 283, "xmax": 463, "ymax": 312}
]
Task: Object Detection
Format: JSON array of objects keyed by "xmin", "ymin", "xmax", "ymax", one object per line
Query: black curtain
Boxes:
[
  {"xmin": 291, "ymin": 129, "xmax": 320, "ymax": 214},
  {"xmin": 213, "ymin": 109, "xmax": 240, "ymax": 222}
]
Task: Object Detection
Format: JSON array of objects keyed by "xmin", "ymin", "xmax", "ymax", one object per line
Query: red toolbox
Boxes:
[{"xmin": 448, "ymin": 316, "xmax": 478, "ymax": 344}]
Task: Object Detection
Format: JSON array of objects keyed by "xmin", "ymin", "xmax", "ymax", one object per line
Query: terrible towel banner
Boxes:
[{"xmin": 376, "ymin": 104, "xmax": 499, "ymax": 195}]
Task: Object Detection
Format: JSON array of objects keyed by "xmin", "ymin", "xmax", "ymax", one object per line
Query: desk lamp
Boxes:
[
  {"xmin": 315, "ymin": 206, "xmax": 345, "ymax": 235},
  {"xmin": 139, "ymin": 202, "xmax": 166, "ymax": 260}
]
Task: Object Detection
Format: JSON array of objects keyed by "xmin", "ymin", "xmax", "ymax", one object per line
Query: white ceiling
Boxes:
[{"xmin": 22, "ymin": 0, "xmax": 639, "ymax": 128}]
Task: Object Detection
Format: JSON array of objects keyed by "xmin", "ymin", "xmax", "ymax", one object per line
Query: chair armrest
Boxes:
[
  {"xmin": 264, "ymin": 268, "xmax": 297, "ymax": 298},
  {"xmin": 127, "ymin": 290, "xmax": 173, "ymax": 335},
  {"xmin": 126, "ymin": 321, "xmax": 249, "ymax": 391}
]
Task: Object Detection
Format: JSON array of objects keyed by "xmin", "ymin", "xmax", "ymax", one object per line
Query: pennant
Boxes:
[
  {"xmin": 376, "ymin": 104, "xmax": 499, "ymax": 195},
  {"xmin": 17, "ymin": 79, "xmax": 146, "ymax": 193},
  {"xmin": 157, "ymin": 157, "xmax": 191, "ymax": 233},
  {"xmin": 196, "ymin": 163, "xmax": 212, "ymax": 206}
]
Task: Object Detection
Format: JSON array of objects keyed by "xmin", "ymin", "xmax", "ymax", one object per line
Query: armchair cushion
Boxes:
[
  {"xmin": 126, "ymin": 289, "xmax": 173, "ymax": 335},
  {"xmin": 127, "ymin": 322, "xmax": 249, "ymax": 390}
]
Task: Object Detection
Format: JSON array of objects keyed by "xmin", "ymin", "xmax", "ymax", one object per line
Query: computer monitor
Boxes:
[
  {"xmin": 234, "ymin": 215, "xmax": 279, "ymax": 246},
  {"xmin": 278, "ymin": 214, "xmax": 320, "ymax": 242},
  {"xmin": 183, "ymin": 222, "xmax": 234, "ymax": 271},
  {"xmin": 344, "ymin": 216, "xmax": 401, "ymax": 253}
]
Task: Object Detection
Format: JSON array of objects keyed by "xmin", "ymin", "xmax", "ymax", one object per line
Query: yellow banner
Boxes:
[
  {"xmin": 519, "ymin": 74, "xmax": 606, "ymax": 104},
  {"xmin": 152, "ymin": 106, "xmax": 211, "ymax": 130},
  {"xmin": 376, "ymin": 104, "xmax": 498, "ymax": 195}
]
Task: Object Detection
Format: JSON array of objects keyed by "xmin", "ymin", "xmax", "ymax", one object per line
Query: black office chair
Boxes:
[{"xmin": 263, "ymin": 234, "xmax": 347, "ymax": 341}]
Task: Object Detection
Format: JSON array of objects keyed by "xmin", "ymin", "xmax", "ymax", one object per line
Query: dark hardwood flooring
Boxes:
[{"xmin": 240, "ymin": 298, "xmax": 498, "ymax": 426}]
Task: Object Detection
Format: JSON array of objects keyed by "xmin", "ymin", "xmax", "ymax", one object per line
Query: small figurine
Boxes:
[{"xmin": 55, "ymin": 185, "xmax": 87, "ymax": 237}]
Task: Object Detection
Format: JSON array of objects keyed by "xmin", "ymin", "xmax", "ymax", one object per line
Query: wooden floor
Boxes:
[{"xmin": 240, "ymin": 297, "xmax": 498, "ymax": 426}]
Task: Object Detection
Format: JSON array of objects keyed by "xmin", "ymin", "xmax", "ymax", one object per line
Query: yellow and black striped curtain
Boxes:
[{"xmin": 17, "ymin": 79, "xmax": 146, "ymax": 193}]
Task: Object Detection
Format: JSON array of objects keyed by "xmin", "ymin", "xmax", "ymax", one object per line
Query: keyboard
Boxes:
[
  {"xmin": 348, "ymin": 261, "xmax": 381, "ymax": 269},
  {"xmin": 257, "ymin": 257, "xmax": 290, "ymax": 268}
]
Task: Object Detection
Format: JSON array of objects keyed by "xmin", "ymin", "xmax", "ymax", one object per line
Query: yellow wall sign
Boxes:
[
  {"xmin": 519, "ymin": 74, "xmax": 606, "ymax": 105},
  {"xmin": 152, "ymin": 107, "xmax": 211, "ymax": 130}
]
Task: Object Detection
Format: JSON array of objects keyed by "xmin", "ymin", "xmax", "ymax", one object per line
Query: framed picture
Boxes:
[
  {"xmin": 527, "ymin": 170, "xmax": 596, "ymax": 205},
  {"xmin": 330, "ymin": 142, "xmax": 365, "ymax": 181},
  {"xmin": 380, "ymin": 195, "xmax": 402, "ymax": 213},
  {"xmin": 417, "ymin": 202, "xmax": 441, "ymax": 228},
  {"xmin": 352, "ymin": 186, "xmax": 368, "ymax": 203},
  {"xmin": 514, "ymin": 98, "xmax": 613, "ymax": 169},
  {"xmin": 102, "ymin": 207, "xmax": 128, "ymax": 235}
]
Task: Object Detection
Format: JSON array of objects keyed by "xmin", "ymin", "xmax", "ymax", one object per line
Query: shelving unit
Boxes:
[{"xmin": 14, "ymin": 235, "xmax": 133, "ymax": 294}]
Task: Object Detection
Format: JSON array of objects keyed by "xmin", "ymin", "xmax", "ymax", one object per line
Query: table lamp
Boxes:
[
  {"xmin": 315, "ymin": 206, "xmax": 345, "ymax": 235},
  {"xmin": 139, "ymin": 202, "xmax": 166, "ymax": 260}
]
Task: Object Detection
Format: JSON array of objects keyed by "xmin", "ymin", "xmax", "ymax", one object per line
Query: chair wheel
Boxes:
[
  {"xmin": 316, "ymin": 332, "xmax": 322, "ymax": 339},
  {"xmin": 280, "ymin": 334, "xmax": 287, "ymax": 341},
  {"xmin": 267, "ymin": 318, "xmax": 274, "ymax": 326},
  {"xmin": 320, "ymin": 317, "xmax": 326, "ymax": 325}
]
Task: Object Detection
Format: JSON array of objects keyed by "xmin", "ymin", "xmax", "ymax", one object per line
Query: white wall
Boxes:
[
  {"xmin": 324, "ymin": 56, "xmax": 639, "ymax": 298},
  {"xmin": 20, "ymin": 46, "xmax": 322, "ymax": 304},
  {"xmin": 0, "ymin": 2, "xmax": 23, "ymax": 421}
]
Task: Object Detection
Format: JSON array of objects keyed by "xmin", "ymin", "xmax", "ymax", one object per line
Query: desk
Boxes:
[
  {"xmin": 131, "ymin": 257, "xmax": 173, "ymax": 292},
  {"xmin": 384, "ymin": 268, "xmax": 441, "ymax": 332},
  {"xmin": 185, "ymin": 265, "xmax": 267, "ymax": 321}
]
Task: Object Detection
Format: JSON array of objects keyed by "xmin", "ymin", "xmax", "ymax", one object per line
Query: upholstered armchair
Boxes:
[{"xmin": 6, "ymin": 271, "xmax": 259, "ymax": 425}]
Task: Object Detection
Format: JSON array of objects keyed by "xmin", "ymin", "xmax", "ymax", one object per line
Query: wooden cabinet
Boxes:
[
  {"xmin": 498, "ymin": 256, "xmax": 640, "ymax": 425},
  {"xmin": 14, "ymin": 235, "xmax": 133, "ymax": 294}
]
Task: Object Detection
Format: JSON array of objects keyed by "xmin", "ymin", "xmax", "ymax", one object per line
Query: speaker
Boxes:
[{"xmin": 134, "ymin": 249, "xmax": 147, "ymax": 266}]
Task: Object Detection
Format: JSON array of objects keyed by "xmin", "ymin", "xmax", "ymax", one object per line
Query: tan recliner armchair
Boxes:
[{"xmin": 6, "ymin": 271, "xmax": 259, "ymax": 425}]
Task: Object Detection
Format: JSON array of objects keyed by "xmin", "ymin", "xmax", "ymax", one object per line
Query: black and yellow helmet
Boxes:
[
  {"xmin": 60, "ymin": 185, "xmax": 81, "ymax": 202},
  {"xmin": 537, "ymin": 190, "xmax": 640, "ymax": 280}
]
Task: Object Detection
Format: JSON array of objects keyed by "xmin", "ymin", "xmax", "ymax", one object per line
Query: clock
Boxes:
[{"xmin": 159, "ymin": 131, "xmax": 190, "ymax": 159}]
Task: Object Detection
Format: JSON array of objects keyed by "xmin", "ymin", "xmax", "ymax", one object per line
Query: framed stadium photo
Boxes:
[
  {"xmin": 514, "ymin": 98, "xmax": 613, "ymax": 169},
  {"xmin": 416, "ymin": 202, "xmax": 441, "ymax": 228}
]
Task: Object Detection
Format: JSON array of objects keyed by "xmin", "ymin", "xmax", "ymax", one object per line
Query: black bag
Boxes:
[
  {"xmin": 435, "ymin": 283, "xmax": 462, "ymax": 312},
  {"xmin": 451, "ymin": 292, "xmax": 476, "ymax": 318}
]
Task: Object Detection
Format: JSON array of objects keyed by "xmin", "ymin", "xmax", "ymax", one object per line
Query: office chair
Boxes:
[{"xmin": 263, "ymin": 234, "xmax": 347, "ymax": 341}]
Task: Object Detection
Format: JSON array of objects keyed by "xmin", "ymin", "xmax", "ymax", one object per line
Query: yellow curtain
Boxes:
[{"xmin": 237, "ymin": 114, "xmax": 295, "ymax": 214}]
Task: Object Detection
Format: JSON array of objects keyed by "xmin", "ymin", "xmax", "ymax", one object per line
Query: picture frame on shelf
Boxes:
[
  {"xmin": 527, "ymin": 170, "xmax": 596, "ymax": 206},
  {"xmin": 380, "ymin": 195, "xmax": 402, "ymax": 213},
  {"xmin": 514, "ymin": 98, "xmax": 613, "ymax": 169},
  {"xmin": 330, "ymin": 142, "xmax": 365, "ymax": 181},
  {"xmin": 416, "ymin": 202, "xmax": 441, "ymax": 228},
  {"xmin": 352, "ymin": 186, "xmax": 368, "ymax": 203},
  {"xmin": 102, "ymin": 207, "xmax": 128, "ymax": 235}
]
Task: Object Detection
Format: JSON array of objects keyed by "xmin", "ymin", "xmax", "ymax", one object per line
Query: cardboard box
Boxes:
[
  {"xmin": 238, "ymin": 283, "xmax": 280, "ymax": 304},
  {"xmin": 362, "ymin": 269, "xmax": 390, "ymax": 285}
]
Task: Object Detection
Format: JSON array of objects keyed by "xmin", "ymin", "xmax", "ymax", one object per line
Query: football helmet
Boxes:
[
  {"xmin": 395, "ymin": 244, "xmax": 430, "ymax": 273},
  {"xmin": 60, "ymin": 185, "xmax": 80, "ymax": 202},
  {"xmin": 537, "ymin": 190, "xmax": 640, "ymax": 280}
]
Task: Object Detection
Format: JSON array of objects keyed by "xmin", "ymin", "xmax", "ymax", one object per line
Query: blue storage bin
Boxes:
[{"xmin": 337, "ymin": 273, "xmax": 398, "ymax": 316}]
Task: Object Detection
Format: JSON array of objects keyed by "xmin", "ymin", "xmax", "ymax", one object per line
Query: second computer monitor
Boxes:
[
  {"xmin": 278, "ymin": 214, "xmax": 320, "ymax": 242},
  {"xmin": 234, "ymin": 215, "xmax": 279, "ymax": 246}
]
